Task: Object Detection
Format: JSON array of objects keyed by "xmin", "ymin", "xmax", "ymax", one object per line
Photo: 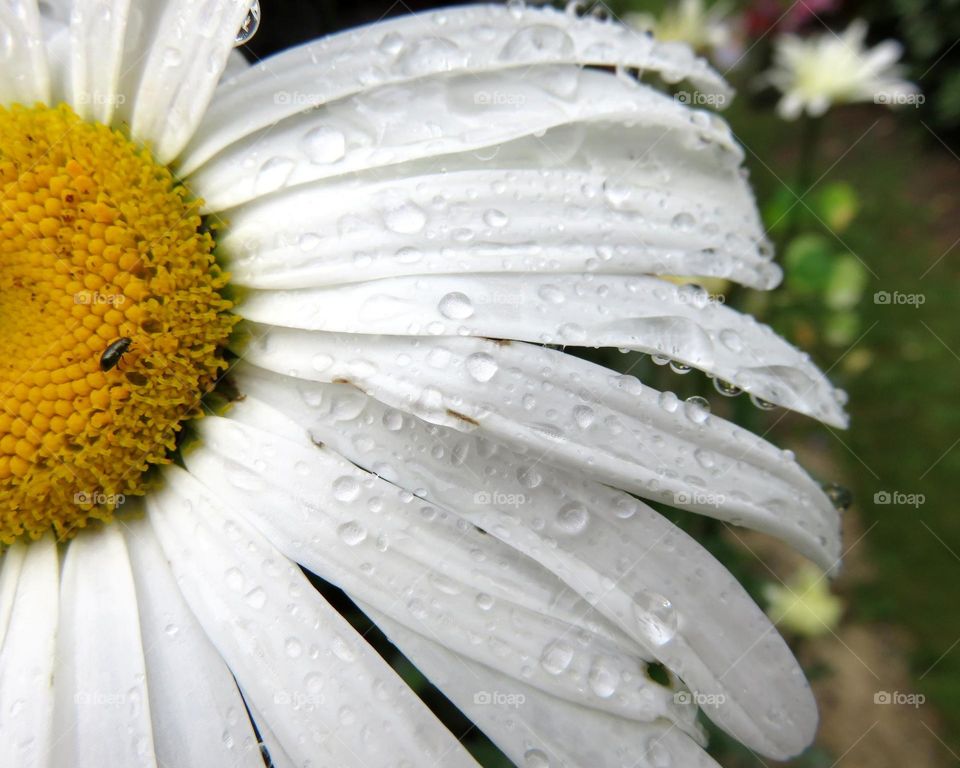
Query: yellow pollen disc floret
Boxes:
[{"xmin": 0, "ymin": 104, "xmax": 237, "ymax": 543}]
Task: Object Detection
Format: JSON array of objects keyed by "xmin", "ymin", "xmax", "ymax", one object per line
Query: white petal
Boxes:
[
  {"xmin": 52, "ymin": 525, "xmax": 157, "ymax": 768},
  {"xmin": 239, "ymin": 331, "xmax": 841, "ymax": 565},
  {"xmin": 0, "ymin": 0, "xmax": 50, "ymax": 104},
  {"xmin": 366, "ymin": 608, "xmax": 723, "ymax": 768},
  {"xmin": 182, "ymin": 3, "xmax": 728, "ymax": 173},
  {"xmin": 222, "ymin": 167, "xmax": 780, "ymax": 291},
  {"xmin": 0, "ymin": 536, "xmax": 57, "ymax": 768},
  {"xmin": 245, "ymin": 326, "xmax": 840, "ymax": 568},
  {"xmin": 67, "ymin": 0, "xmax": 130, "ymax": 123},
  {"xmin": 244, "ymin": 700, "xmax": 296, "ymax": 768},
  {"xmin": 122, "ymin": 517, "xmax": 264, "ymax": 768},
  {"xmin": 237, "ymin": 272, "xmax": 846, "ymax": 426},
  {"xmin": 114, "ymin": 0, "xmax": 251, "ymax": 162},
  {"xmin": 181, "ymin": 409, "xmax": 701, "ymax": 738},
  {"xmin": 147, "ymin": 465, "xmax": 478, "ymax": 768},
  {"xmin": 0, "ymin": 542, "xmax": 26, "ymax": 645},
  {"xmin": 188, "ymin": 68, "xmax": 740, "ymax": 212},
  {"xmin": 234, "ymin": 368, "xmax": 820, "ymax": 759}
]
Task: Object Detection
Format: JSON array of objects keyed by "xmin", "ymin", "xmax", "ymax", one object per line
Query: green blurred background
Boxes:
[{"xmin": 249, "ymin": 1, "xmax": 960, "ymax": 764}]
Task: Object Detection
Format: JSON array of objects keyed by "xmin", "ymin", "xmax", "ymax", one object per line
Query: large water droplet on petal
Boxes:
[
  {"xmin": 438, "ymin": 292, "xmax": 474, "ymax": 320},
  {"xmin": 540, "ymin": 640, "xmax": 575, "ymax": 674},
  {"xmin": 465, "ymin": 352, "xmax": 498, "ymax": 382},
  {"xmin": 235, "ymin": 0, "xmax": 261, "ymax": 45},
  {"xmin": 301, "ymin": 126, "xmax": 346, "ymax": 164},
  {"xmin": 633, "ymin": 592, "xmax": 679, "ymax": 646}
]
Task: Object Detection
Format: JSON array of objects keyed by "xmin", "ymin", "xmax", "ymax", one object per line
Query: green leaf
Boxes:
[
  {"xmin": 761, "ymin": 185, "xmax": 801, "ymax": 233},
  {"xmin": 815, "ymin": 182, "xmax": 859, "ymax": 233},
  {"xmin": 783, "ymin": 234, "xmax": 834, "ymax": 295},
  {"xmin": 825, "ymin": 254, "xmax": 870, "ymax": 310},
  {"xmin": 824, "ymin": 310, "xmax": 861, "ymax": 347}
]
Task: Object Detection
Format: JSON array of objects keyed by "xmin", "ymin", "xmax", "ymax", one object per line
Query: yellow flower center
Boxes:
[{"xmin": 0, "ymin": 104, "xmax": 236, "ymax": 543}]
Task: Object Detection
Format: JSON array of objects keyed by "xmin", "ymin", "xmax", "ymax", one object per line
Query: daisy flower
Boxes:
[
  {"xmin": 0, "ymin": 2, "xmax": 849, "ymax": 766},
  {"xmin": 628, "ymin": 0, "xmax": 734, "ymax": 60},
  {"xmin": 764, "ymin": 19, "xmax": 920, "ymax": 119}
]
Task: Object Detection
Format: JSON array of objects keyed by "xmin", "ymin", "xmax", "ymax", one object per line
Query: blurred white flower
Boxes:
[
  {"xmin": 764, "ymin": 19, "xmax": 919, "ymax": 119},
  {"xmin": 629, "ymin": 0, "xmax": 734, "ymax": 59},
  {"xmin": 765, "ymin": 564, "xmax": 844, "ymax": 637}
]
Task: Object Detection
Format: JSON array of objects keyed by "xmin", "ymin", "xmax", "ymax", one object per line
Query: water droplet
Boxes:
[
  {"xmin": 284, "ymin": 637, "xmax": 303, "ymax": 658},
  {"xmin": 523, "ymin": 749, "xmax": 551, "ymax": 768},
  {"xmin": 558, "ymin": 322, "xmax": 586, "ymax": 342},
  {"xmin": 749, "ymin": 393, "xmax": 777, "ymax": 411},
  {"xmin": 537, "ymin": 284, "xmax": 566, "ymax": 304},
  {"xmin": 713, "ymin": 378, "xmax": 741, "ymax": 397},
  {"xmin": 397, "ymin": 37, "xmax": 466, "ymax": 76},
  {"xmin": 500, "ymin": 25, "xmax": 575, "ymax": 61},
  {"xmin": 332, "ymin": 475, "xmax": 361, "ymax": 502},
  {"xmin": 301, "ymin": 126, "xmax": 346, "ymax": 164},
  {"xmin": 465, "ymin": 352, "xmax": 498, "ymax": 382},
  {"xmin": 254, "ymin": 156, "xmax": 295, "ymax": 196},
  {"xmin": 556, "ymin": 503, "xmax": 589, "ymax": 534},
  {"xmin": 382, "ymin": 409, "xmax": 404, "ymax": 431},
  {"xmin": 244, "ymin": 588, "xmax": 266, "ymax": 609},
  {"xmin": 540, "ymin": 640, "xmax": 575, "ymax": 674},
  {"xmin": 671, "ymin": 212, "xmax": 695, "ymax": 231},
  {"xmin": 694, "ymin": 448, "xmax": 716, "ymax": 469},
  {"xmin": 337, "ymin": 521, "xmax": 367, "ymax": 546},
  {"xmin": 384, "ymin": 202, "xmax": 427, "ymax": 234},
  {"xmin": 684, "ymin": 396, "xmax": 710, "ymax": 424},
  {"xmin": 573, "ymin": 404, "xmax": 595, "ymax": 429},
  {"xmin": 588, "ymin": 656, "xmax": 619, "ymax": 698},
  {"xmin": 517, "ymin": 465, "xmax": 542, "ymax": 488},
  {"xmin": 379, "ymin": 32, "xmax": 404, "ymax": 55},
  {"xmin": 235, "ymin": 1, "xmax": 260, "ymax": 45},
  {"xmin": 311, "ymin": 353, "xmax": 333, "ymax": 372},
  {"xmin": 331, "ymin": 635, "xmax": 357, "ymax": 662},
  {"xmin": 483, "ymin": 208, "xmax": 509, "ymax": 228},
  {"xmin": 658, "ymin": 391, "xmax": 680, "ymax": 413},
  {"xmin": 719, "ymin": 329, "xmax": 743, "ymax": 353},
  {"xmin": 669, "ymin": 360, "xmax": 692, "ymax": 375},
  {"xmin": 633, "ymin": 592, "xmax": 679, "ymax": 645},
  {"xmin": 438, "ymin": 292, "xmax": 474, "ymax": 320},
  {"xmin": 475, "ymin": 593, "xmax": 495, "ymax": 611}
]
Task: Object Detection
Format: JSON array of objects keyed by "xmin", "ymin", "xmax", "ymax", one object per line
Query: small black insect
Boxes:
[{"xmin": 100, "ymin": 337, "xmax": 133, "ymax": 372}]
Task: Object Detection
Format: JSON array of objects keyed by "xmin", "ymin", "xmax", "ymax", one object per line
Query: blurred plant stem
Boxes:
[{"xmin": 785, "ymin": 114, "xmax": 823, "ymax": 244}]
